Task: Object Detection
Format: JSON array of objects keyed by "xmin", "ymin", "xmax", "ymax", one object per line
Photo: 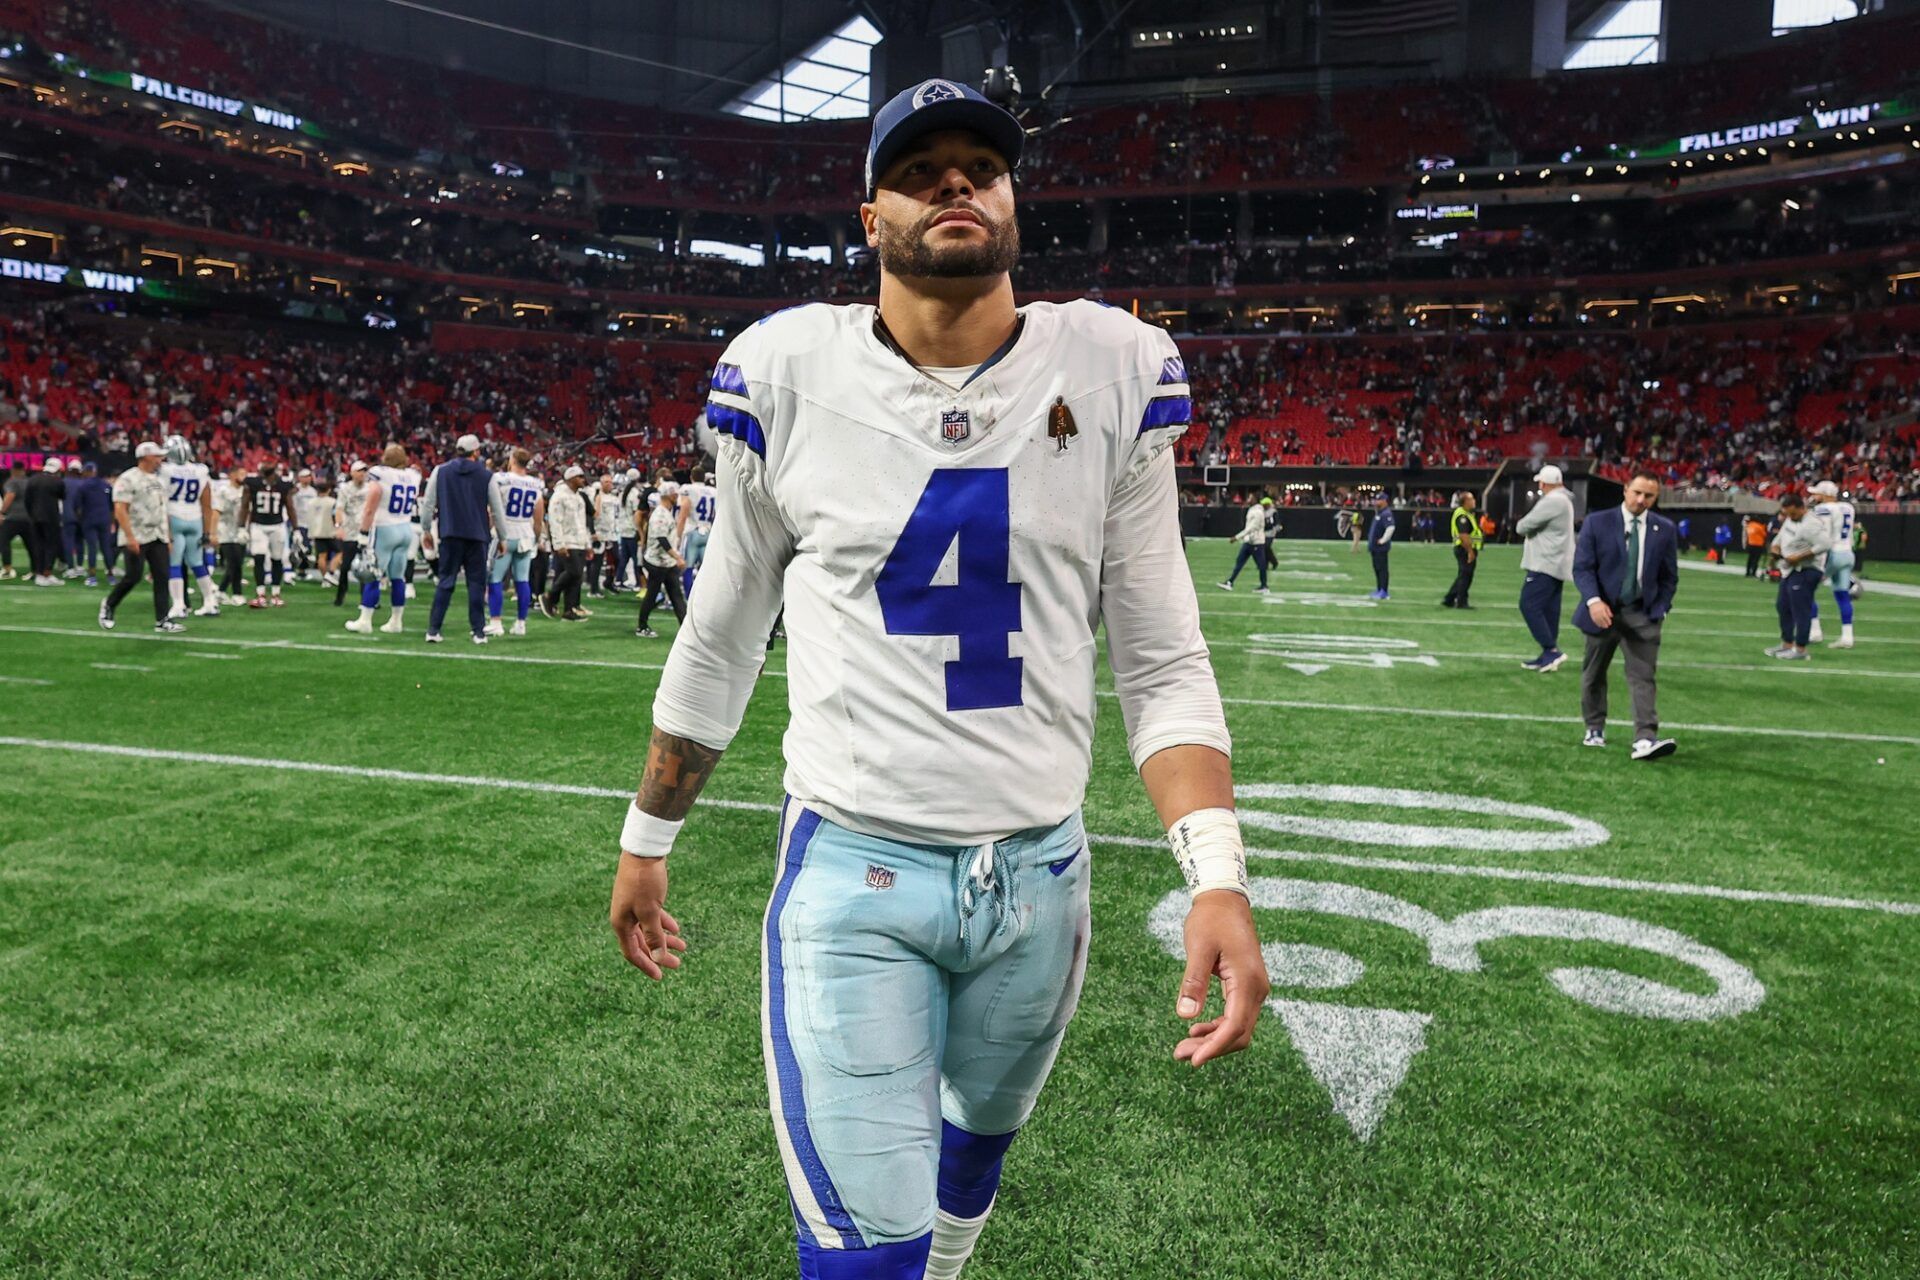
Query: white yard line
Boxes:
[
  {"xmin": 3, "ymin": 734, "xmax": 1913, "ymax": 917},
  {"xmin": 1679, "ymin": 558, "xmax": 1920, "ymax": 599},
  {"xmin": 1196, "ymin": 620, "xmax": 1920, "ymax": 647},
  {"xmin": 1209, "ymin": 637, "xmax": 1920, "ymax": 679},
  {"xmin": 0, "ymin": 624, "xmax": 788, "ymax": 679},
  {"xmin": 1091, "ymin": 689, "xmax": 1920, "ymax": 746}
]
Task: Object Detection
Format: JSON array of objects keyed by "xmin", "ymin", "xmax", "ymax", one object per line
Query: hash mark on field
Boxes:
[
  {"xmin": 89, "ymin": 663, "xmax": 152, "ymax": 673},
  {"xmin": 0, "ymin": 674, "xmax": 53, "ymax": 685},
  {"xmin": 2, "ymin": 736, "xmax": 1915, "ymax": 917},
  {"xmin": 185, "ymin": 653, "xmax": 241, "ymax": 660}
]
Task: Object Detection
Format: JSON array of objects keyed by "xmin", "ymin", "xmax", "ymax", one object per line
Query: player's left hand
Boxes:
[
  {"xmin": 610, "ymin": 852, "xmax": 688, "ymax": 981},
  {"xmin": 1174, "ymin": 890, "xmax": 1269, "ymax": 1068}
]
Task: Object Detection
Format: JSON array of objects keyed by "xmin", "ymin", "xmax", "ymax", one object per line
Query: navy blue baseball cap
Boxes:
[{"xmin": 866, "ymin": 78, "xmax": 1024, "ymax": 196}]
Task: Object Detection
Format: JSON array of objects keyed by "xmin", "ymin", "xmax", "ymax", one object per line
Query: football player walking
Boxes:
[{"xmin": 608, "ymin": 81, "xmax": 1267, "ymax": 1279}]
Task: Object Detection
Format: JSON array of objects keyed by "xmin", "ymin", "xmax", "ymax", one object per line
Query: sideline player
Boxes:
[
  {"xmin": 680, "ymin": 468, "xmax": 717, "ymax": 592},
  {"xmin": 159, "ymin": 435, "xmax": 220, "ymax": 618},
  {"xmin": 1809, "ymin": 480, "xmax": 1857, "ymax": 648},
  {"xmin": 241, "ymin": 461, "xmax": 295, "ymax": 607},
  {"xmin": 607, "ymin": 81, "xmax": 1267, "ymax": 1280},
  {"xmin": 345, "ymin": 444, "xmax": 422, "ymax": 634},
  {"xmin": 486, "ymin": 448, "xmax": 545, "ymax": 637}
]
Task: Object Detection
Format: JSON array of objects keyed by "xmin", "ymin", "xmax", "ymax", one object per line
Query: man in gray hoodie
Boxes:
[{"xmin": 1515, "ymin": 465, "xmax": 1576, "ymax": 672}]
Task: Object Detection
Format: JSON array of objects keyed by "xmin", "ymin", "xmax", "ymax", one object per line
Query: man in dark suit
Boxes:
[{"xmin": 1572, "ymin": 469, "xmax": 1678, "ymax": 760}]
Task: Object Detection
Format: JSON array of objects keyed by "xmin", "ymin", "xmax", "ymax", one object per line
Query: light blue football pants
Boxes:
[
  {"xmin": 489, "ymin": 544, "xmax": 533, "ymax": 584},
  {"xmin": 764, "ymin": 800, "xmax": 1090, "ymax": 1267},
  {"xmin": 168, "ymin": 516, "xmax": 205, "ymax": 571},
  {"xmin": 371, "ymin": 523, "xmax": 412, "ymax": 582},
  {"xmin": 1824, "ymin": 547, "xmax": 1855, "ymax": 594}
]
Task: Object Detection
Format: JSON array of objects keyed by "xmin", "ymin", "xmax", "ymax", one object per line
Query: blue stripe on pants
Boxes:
[{"xmin": 768, "ymin": 808, "xmax": 863, "ymax": 1249}]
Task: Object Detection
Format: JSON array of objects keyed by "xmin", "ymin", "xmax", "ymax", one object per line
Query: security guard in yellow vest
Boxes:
[{"xmin": 1441, "ymin": 489, "xmax": 1482, "ymax": 609}]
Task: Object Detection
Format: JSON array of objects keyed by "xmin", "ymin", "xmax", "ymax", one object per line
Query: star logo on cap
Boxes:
[{"xmin": 911, "ymin": 79, "xmax": 963, "ymax": 109}]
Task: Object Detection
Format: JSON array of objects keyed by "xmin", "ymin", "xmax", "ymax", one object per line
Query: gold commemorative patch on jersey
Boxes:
[{"xmin": 1047, "ymin": 396, "xmax": 1078, "ymax": 453}]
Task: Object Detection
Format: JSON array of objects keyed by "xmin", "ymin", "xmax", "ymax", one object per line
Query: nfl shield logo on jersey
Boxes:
[
  {"xmin": 941, "ymin": 409, "xmax": 971, "ymax": 444},
  {"xmin": 865, "ymin": 864, "xmax": 897, "ymax": 891}
]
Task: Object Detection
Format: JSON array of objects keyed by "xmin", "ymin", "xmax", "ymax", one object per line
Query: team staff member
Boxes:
[
  {"xmin": 1440, "ymin": 490, "xmax": 1481, "ymax": 608},
  {"xmin": 26, "ymin": 457, "xmax": 67, "ymax": 585},
  {"xmin": 634, "ymin": 479, "xmax": 688, "ymax": 638},
  {"xmin": 420, "ymin": 433, "xmax": 495, "ymax": 644},
  {"xmin": 1572, "ymin": 469, "xmax": 1678, "ymax": 759},
  {"xmin": 1743, "ymin": 514, "xmax": 1768, "ymax": 577},
  {"xmin": 1365, "ymin": 490, "xmax": 1394, "ymax": 599},
  {"xmin": 213, "ymin": 466, "xmax": 249, "ymax": 604},
  {"xmin": 61, "ymin": 459, "xmax": 86, "ymax": 579},
  {"xmin": 1765, "ymin": 493, "xmax": 1830, "ymax": 662},
  {"xmin": 310, "ymin": 479, "xmax": 340, "ymax": 585},
  {"xmin": 99, "ymin": 442, "xmax": 177, "ymax": 631},
  {"xmin": 1216, "ymin": 495, "xmax": 1272, "ymax": 592},
  {"xmin": 540, "ymin": 464, "xmax": 592, "ymax": 620},
  {"xmin": 75, "ymin": 461, "xmax": 117, "ymax": 584},
  {"xmin": 333, "ymin": 460, "xmax": 370, "ymax": 606},
  {"xmin": 1514, "ymin": 465, "xmax": 1575, "ymax": 671}
]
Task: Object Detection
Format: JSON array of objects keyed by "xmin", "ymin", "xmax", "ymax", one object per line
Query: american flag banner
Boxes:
[{"xmin": 1323, "ymin": 0, "xmax": 1461, "ymax": 39}]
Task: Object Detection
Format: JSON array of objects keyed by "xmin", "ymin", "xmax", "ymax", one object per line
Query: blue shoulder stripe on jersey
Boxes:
[
  {"xmin": 711, "ymin": 361, "xmax": 749, "ymax": 397},
  {"xmin": 1157, "ymin": 356, "xmax": 1187, "ymax": 386},
  {"xmin": 706, "ymin": 401, "xmax": 767, "ymax": 457},
  {"xmin": 1138, "ymin": 395, "xmax": 1192, "ymax": 434},
  {"xmin": 767, "ymin": 806, "xmax": 864, "ymax": 1250}
]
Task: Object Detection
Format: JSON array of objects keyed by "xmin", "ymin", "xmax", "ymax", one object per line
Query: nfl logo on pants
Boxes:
[
  {"xmin": 941, "ymin": 409, "xmax": 970, "ymax": 443},
  {"xmin": 865, "ymin": 863, "xmax": 896, "ymax": 891}
]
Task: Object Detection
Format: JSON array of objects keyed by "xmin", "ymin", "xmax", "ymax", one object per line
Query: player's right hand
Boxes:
[{"xmin": 610, "ymin": 853, "xmax": 686, "ymax": 980}]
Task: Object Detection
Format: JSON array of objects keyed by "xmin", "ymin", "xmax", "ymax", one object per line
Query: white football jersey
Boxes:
[
  {"xmin": 368, "ymin": 465, "xmax": 422, "ymax": 528},
  {"xmin": 684, "ymin": 481, "xmax": 718, "ymax": 532},
  {"xmin": 1815, "ymin": 500, "xmax": 1856, "ymax": 550},
  {"xmin": 652, "ymin": 300, "xmax": 1228, "ymax": 846},
  {"xmin": 492, "ymin": 471, "xmax": 544, "ymax": 542},
  {"xmin": 160, "ymin": 461, "xmax": 211, "ymax": 522}
]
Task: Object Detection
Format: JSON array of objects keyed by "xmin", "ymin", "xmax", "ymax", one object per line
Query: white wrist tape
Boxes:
[
  {"xmin": 620, "ymin": 803, "xmax": 683, "ymax": 859},
  {"xmin": 1168, "ymin": 807, "xmax": 1249, "ymax": 899}
]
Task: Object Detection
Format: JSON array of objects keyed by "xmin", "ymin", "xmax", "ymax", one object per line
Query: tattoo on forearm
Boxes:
[{"xmin": 635, "ymin": 730, "xmax": 724, "ymax": 821}]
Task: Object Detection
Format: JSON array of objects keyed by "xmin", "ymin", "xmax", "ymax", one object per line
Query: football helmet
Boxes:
[
  {"xmin": 351, "ymin": 543, "xmax": 381, "ymax": 584},
  {"xmin": 164, "ymin": 434, "xmax": 194, "ymax": 465}
]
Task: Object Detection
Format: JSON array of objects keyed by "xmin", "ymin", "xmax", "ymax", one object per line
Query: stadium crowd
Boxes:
[{"xmin": 5, "ymin": 300, "xmax": 1915, "ymax": 503}]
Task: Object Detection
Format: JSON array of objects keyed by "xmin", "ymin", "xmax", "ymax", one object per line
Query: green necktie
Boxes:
[{"xmin": 1621, "ymin": 517, "xmax": 1642, "ymax": 606}]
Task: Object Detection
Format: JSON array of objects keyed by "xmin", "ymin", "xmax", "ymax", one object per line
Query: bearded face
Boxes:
[{"xmin": 871, "ymin": 199, "xmax": 1020, "ymax": 279}]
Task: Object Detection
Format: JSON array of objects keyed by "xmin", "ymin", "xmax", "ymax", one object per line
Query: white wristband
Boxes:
[
  {"xmin": 1168, "ymin": 807, "xmax": 1249, "ymax": 899},
  {"xmin": 620, "ymin": 803, "xmax": 683, "ymax": 859}
]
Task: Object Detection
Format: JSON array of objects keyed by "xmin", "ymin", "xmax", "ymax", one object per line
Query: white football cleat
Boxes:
[
  {"xmin": 1808, "ymin": 619, "xmax": 1824, "ymax": 643},
  {"xmin": 343, "ymin": 617, "xmax": 373, "ymax": 634},
  {"xmin": 193, "ymin": 603, "xmax": 221, "ymax": 617},
  {"xmin": 166, "ymin": 603, "xmax": 188, "ymax": 620},
  {"xmin": 508, "ymin": 619, "xmax": 526, "ymax": 637},
  {"xmin": 379, "ymin": 618, "xmax": 405, "ymax": 634},
  {"xmin": 1631, "ymin": 738, "xmax": 1678, "ymax": 761},
  {"xmin": 1831, "ymin": 636, "xmax": 1854, "ymax": 649},
  {"xmin": 484, "ymin": 619, "xmax": 505, "ymax": 637}
]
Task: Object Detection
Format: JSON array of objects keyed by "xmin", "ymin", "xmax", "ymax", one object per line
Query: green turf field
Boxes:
[{"xmin": 3, "ymin": 541, "xmax": 1917, "ymax": 1278}]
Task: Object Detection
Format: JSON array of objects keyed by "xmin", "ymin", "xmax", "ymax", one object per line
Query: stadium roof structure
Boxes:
[{"xmin": 217, "ymin": 0, "xmax": 866, "ymax": 112}]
